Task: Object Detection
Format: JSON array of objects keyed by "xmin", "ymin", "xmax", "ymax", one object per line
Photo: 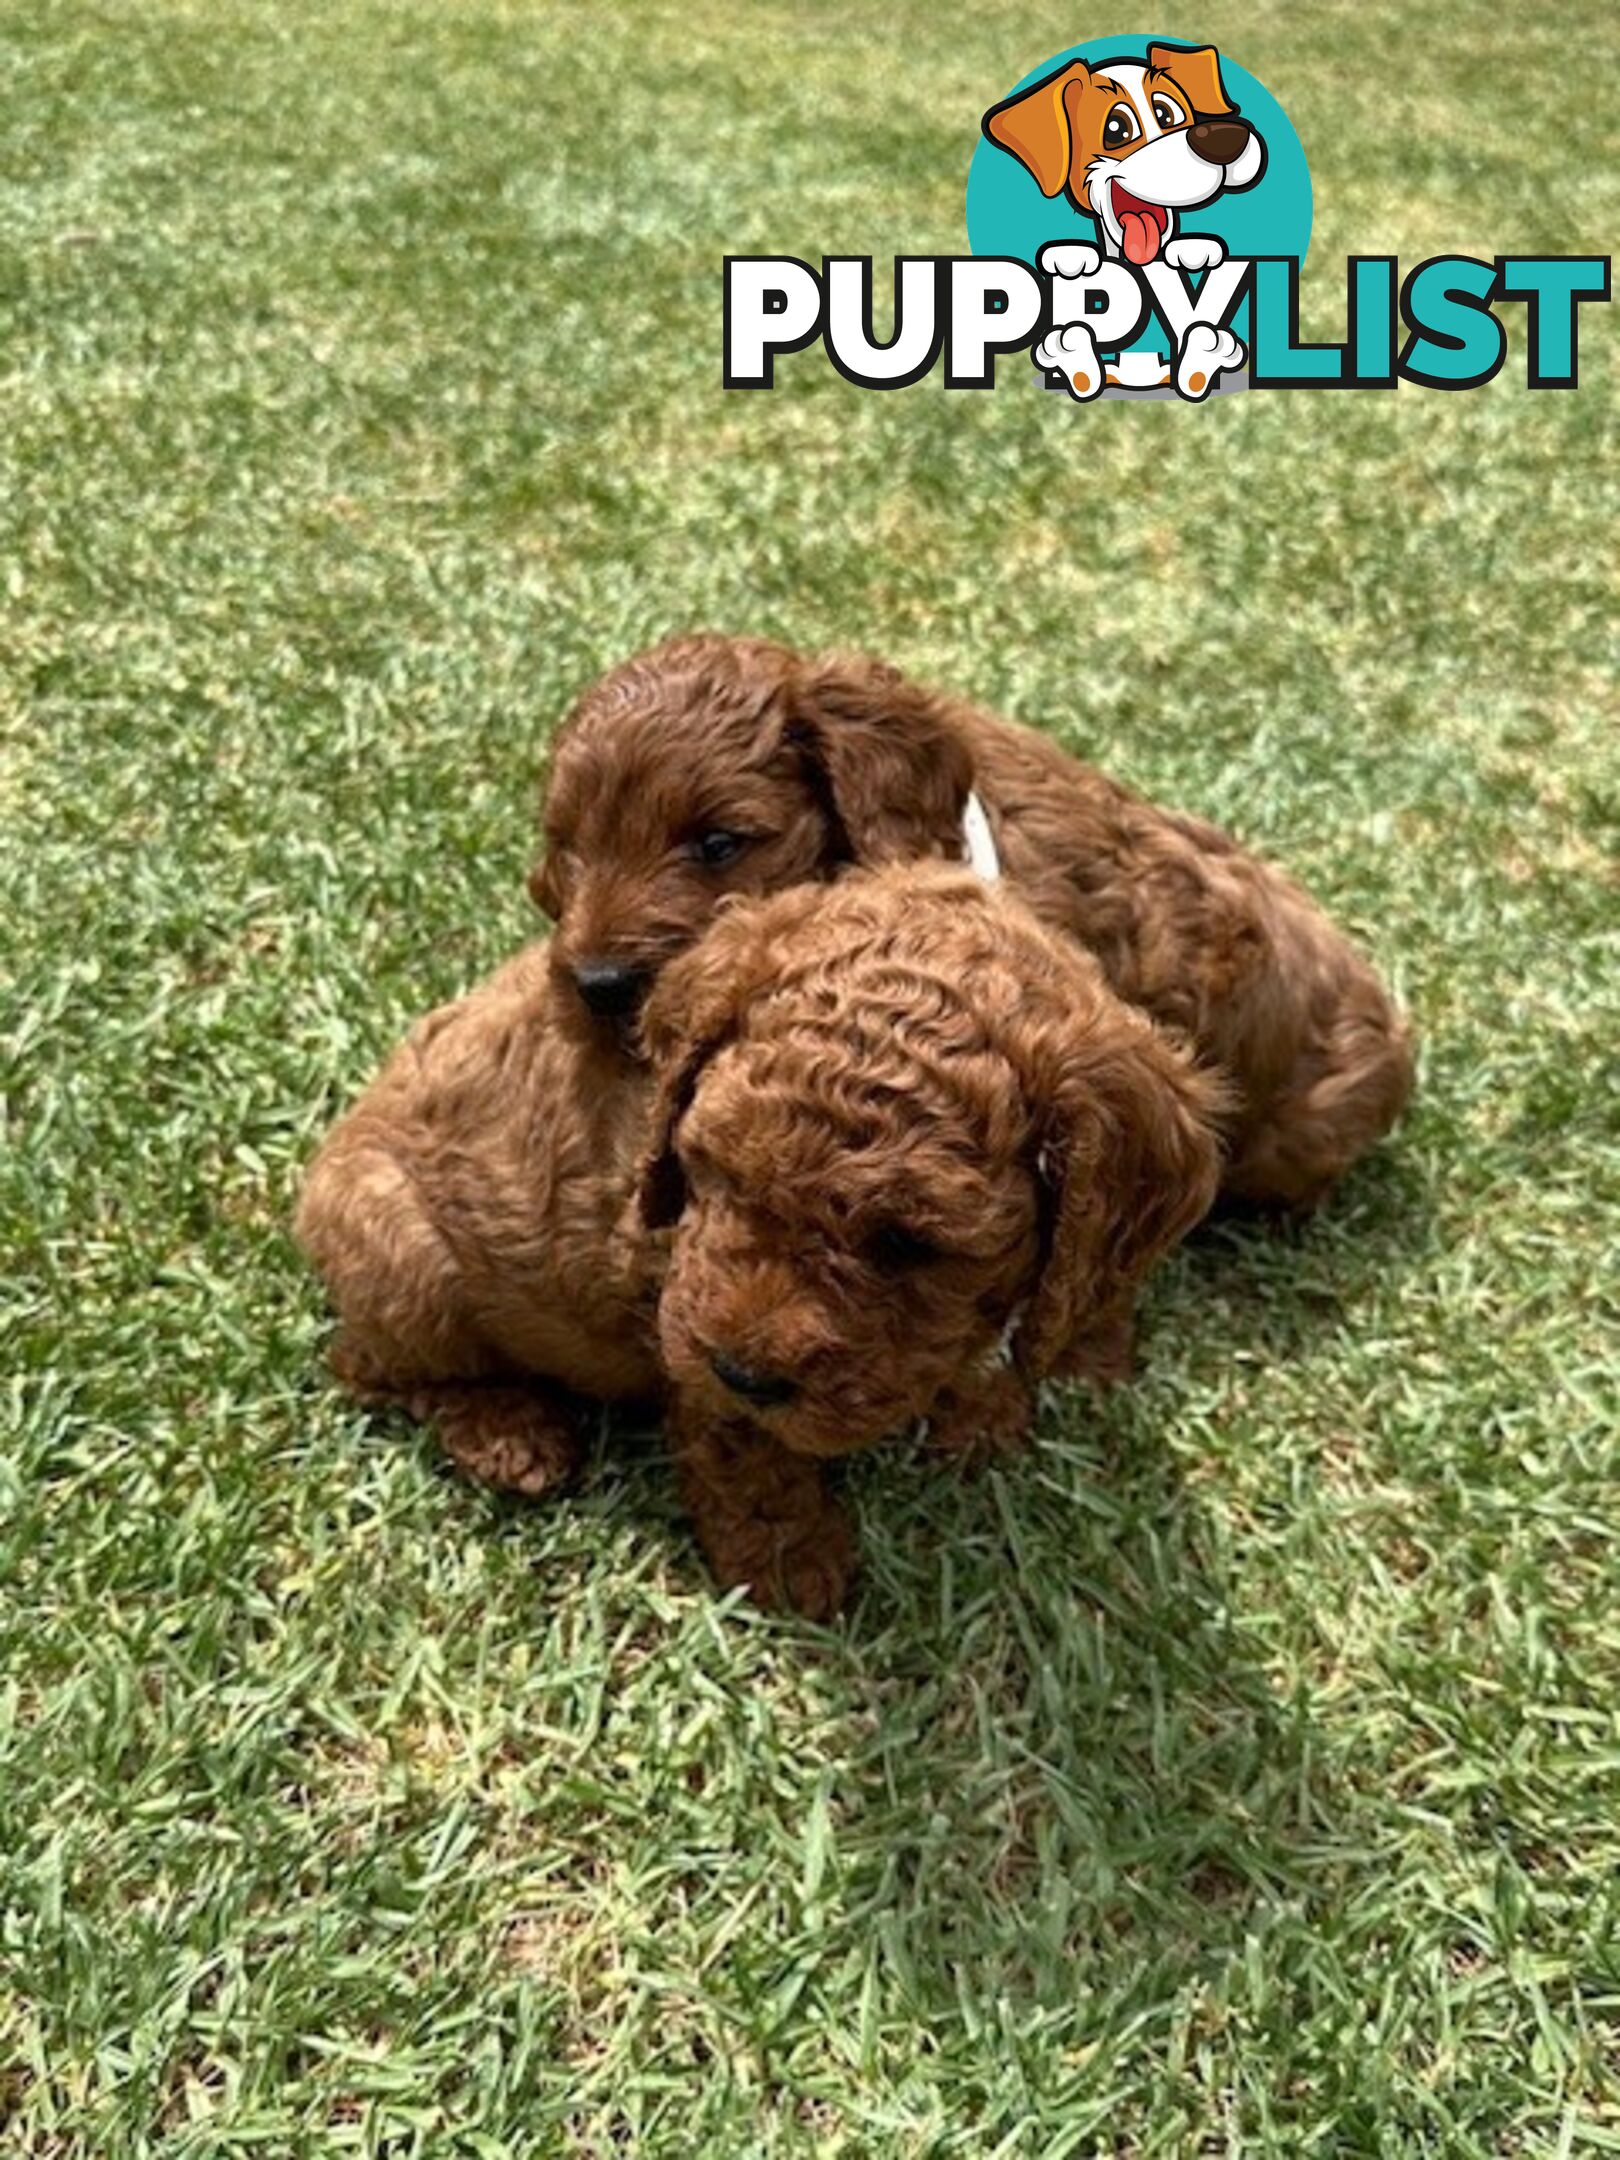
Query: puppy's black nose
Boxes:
[
  {"xmin": 570, "ymin": 959, "xmax": 650, "ymax": 1019},
  {"xmin": 709, "ymin": 1350, "xmax": 799, "ymax": 1408},
  {"xmin": 1187, "ymin": 118, "xmax": 1250, "ymax": 165}
]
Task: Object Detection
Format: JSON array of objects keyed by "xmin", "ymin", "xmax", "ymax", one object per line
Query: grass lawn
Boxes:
[{"xmin": 3, "ymin": 1, "xmax": 1618, "ymax": 2151}]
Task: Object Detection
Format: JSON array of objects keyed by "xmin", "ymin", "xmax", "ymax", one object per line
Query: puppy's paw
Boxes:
[
  {"xmin": 715, "ymin": 1505, "xmax": 856, "ymax": 1621},
  {"xmin": 773, "ymin": 1514, "xmax": 856, "ymax": 1621},
  {"xmin": 1048, "ymin": 1307, "xmax": 1138, "ymax": 1389},
  {"xmin": 1038, "ymin": 241, "xmax": 1102, "ymax": 281},
  {"xmin": 1164, "ymin": 234, "xmax": 1226, "ymax": 273},
  {"xmin": 435, "ymin": 1386, "xmax": 584, "ymax": 1499},
  {"xmin": 1175, "ymin": 320, "xmax": 1244, "ymax": 400},
  {"xmin": 928, "ymin": 1367, "xmax": 1036, "ymax": 1473},
  {"xmin": 1034, "ymin": 321, "xmax": 1104, "ymax": 402}
]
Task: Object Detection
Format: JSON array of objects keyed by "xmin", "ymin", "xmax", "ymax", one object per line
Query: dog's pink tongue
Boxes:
[{"xmin": 1121, "ymin": 210, "xmax": 1160, "ymax": 265}]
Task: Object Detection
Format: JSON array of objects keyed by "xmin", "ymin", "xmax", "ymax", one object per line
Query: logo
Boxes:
[
  {"xmin": 973, "ymin": 39, "xmax": 1299, "ymax": 399},
  {"xmin": 722, "ymin": 35, "xmax": 1609, "ymax": 402}
]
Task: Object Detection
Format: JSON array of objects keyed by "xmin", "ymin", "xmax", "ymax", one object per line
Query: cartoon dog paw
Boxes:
[
  {"xmin": 1175, "ymin": 321, "xmax": 1244, "ymax": 400},
  {"xmin": 1164, "ymin": 235, "xmax": 1227, "ymax": 273},
  {"xmin": 1037, "ymin": 241, "xmax": 1102, "ymax": 282},
  {"xmin": 1034, "ymin": 320, "xmax": 1104, "ymax": 402}
]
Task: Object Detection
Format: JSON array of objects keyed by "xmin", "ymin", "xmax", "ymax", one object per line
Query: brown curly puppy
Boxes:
[
  {"xmin": 296, "ymin": 866, "xmax": 1221, "ymax": 1614},
  {"xmin": 534, "ymin": 634, "xmax": 1413, "ymax": 1210}
]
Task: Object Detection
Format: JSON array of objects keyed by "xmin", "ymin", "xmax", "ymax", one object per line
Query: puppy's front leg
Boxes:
[
  {"xmin": 331, "ymin": 1333, "xmax": 586, "ymax": 1498},
  {"xmin": 927, "ymin": 1364, "xmax": 1037, "ymax": 1471},
  {"xmin": 1046, "ymin": 1297, "xmax": 1139, "ymax": 1387},
  {"xmin": 929, "ymin": 1302, "xmax": 1139, "ymax": 1471},
  {"xmin": 670, "ymin": 1399, "xmax": 854, "ymax": 1619}
]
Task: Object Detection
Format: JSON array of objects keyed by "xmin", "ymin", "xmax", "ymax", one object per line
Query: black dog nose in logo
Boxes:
[{"xmin": 1187, "ymin": 118, "xmax": 1251, "ymax": 166}]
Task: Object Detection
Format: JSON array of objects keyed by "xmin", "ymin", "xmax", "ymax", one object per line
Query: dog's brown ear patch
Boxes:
[
  {"xmin": 1148, "ymin": 42, "xmax": 1234, "ymax": 118},
  {"xmin": 1014, "ymin": 993, "xmax": 1224, "ymax": 1381},
  {"xmin": 982, "ymin": 60, "xmax": 1091, "ymax": 198},
  {"xmin": 790, "ymin": 653, "xmax": 973, "ymax": 870}
]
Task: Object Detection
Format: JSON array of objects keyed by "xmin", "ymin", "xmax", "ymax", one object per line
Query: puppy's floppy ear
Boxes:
[
  {"xmin": 637, "ymin": 1030, "xmax": 717, "ymax": 1231},
  {"xmin": 982, "ymin": 61, "xmax": 1092, "ymax": 198},
  {"xmin": 789, "ymin": 652, "xmax": 973, "ymax": 869},
  {"xmin": 1013, "ymin": 987, "xmax": 1224, "ymax": 1381},
  {"xmin": 1148, "ymin": 43, "xmax": 1235, "ymax": 118},
  {"xmin": 636, "ymin": 888, "xmax": 825, "ymax": 1228}
]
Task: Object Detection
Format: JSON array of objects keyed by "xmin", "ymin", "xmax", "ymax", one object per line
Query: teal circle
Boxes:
[{"xmin": 966, "ymin": 35, "xmax": 1311, "ymax": 357}]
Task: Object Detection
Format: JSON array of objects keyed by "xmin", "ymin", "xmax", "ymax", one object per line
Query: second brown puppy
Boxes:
[{"xmin": 535, "ymin": 635, "xmax": 1413, "ymax": 1210}]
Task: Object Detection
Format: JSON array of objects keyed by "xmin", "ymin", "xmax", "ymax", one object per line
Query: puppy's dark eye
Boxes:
[
  {"xmin": 1103, "ymin": 103, "xmax": 1139, "ymax": 149},
  {"xmin": 863, "ymin": 1223, "xmax": 941, "ymax": 1274},
  {"xmin": 691, "ymin": 830, "xmax": 750, "ymax": 868},
  {"xmin": 1151, "ymin": 95, "xmax": 1184, "ymax": 129}
]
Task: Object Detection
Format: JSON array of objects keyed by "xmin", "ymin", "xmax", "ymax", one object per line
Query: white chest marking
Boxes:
[{"xmin": 961, "ymin": 789, "xmax": 1001, "ymax": 880}]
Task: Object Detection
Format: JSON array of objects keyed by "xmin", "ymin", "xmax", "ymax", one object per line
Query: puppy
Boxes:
[
  {"xmin": 641, "ymin": 867, "xmax": 1221, "ymax": 1613},
  {"xmin": 533, "ymin": 635, "xmax": 1413, "ymax": 1214},
  {"xmin": 296, "ymin": 867, "xmax": 1221, "ymax": 1614},
  {"xmin": 982, "ymin": 42, "xmax": 1263, "ymax": 395}
]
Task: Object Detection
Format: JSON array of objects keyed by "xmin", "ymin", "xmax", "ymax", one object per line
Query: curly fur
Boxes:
[
  {"xmin": 297, "ymin": 867, "xmax": 1222, "ymax": 1614},
  {"xmin": 536, "ymin": 634, "xmax": 1414, "ymax": 1209}
]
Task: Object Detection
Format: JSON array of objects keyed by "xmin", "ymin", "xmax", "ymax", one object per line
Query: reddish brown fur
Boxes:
[
  {"xmin": 536, "ymin": 634, "xmax": 1414, "ymax": 1210},
  {"xmin": 297, "ymin": 867, "xmax": 1222, "ymax": 1614},
  {"xmin": 294, "ymin": 944, "xmax": 663, "ymax": 1497}
]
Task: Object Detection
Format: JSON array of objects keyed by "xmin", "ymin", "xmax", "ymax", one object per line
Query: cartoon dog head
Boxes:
[{"xmin": 983, "ymin": 43, "xmax": 1265, "ymax": 265}]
